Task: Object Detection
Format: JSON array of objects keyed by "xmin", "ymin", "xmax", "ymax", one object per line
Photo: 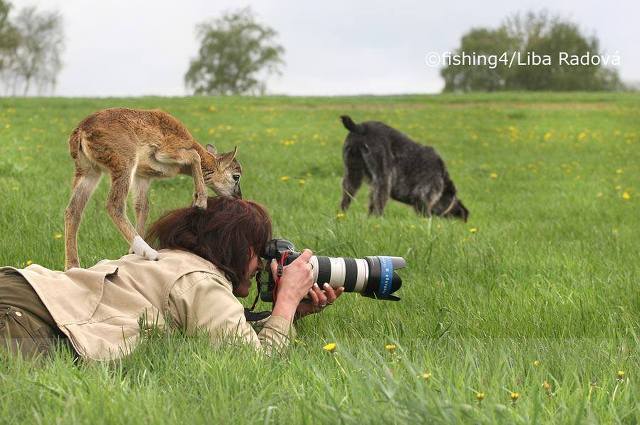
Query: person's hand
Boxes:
[
  {"xmin": 270, "ymin": 249, "xmax": 315, "ymax": 321},
  {"xmin": 295, "ymin": 283, "xmax": 344, "ymax": 320}
]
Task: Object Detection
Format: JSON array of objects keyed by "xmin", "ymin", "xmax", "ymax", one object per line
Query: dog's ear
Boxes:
[{"xmin": 206, "ymin": 144, "xmax": 217, "ymax": 155}]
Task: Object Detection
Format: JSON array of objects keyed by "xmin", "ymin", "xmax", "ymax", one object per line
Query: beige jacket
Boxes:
[{"xmin": 1, "ymin": 249, "xmax": 294, "ymax": 361}]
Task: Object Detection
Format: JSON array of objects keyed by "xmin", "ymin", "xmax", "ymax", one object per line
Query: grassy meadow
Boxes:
[{"xmin": 0, "ymin": 93, "xmax": 639, "ymax": 424}]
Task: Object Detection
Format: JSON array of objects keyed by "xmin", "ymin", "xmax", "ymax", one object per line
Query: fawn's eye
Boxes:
[{"xmin": 232, "ymin": 174, "xmax": 241, "ymax": 182}]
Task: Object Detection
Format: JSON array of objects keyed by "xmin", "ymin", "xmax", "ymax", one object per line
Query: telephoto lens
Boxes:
[{"xmin": 258, "ymin": 239, "xmax": 406, "ymax": 302}]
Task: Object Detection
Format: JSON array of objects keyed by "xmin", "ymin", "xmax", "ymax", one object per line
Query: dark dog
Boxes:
[{"xmin": 339, "ymin": 116, "xmax": 469, "ymax": 221}]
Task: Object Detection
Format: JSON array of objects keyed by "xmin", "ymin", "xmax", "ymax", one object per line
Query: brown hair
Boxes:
[{"xmin": 146, "ymin": 196, "xmax": 272, "ymax": 288}]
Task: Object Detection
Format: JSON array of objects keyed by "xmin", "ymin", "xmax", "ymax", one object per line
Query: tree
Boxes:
[
  {"xmin": 0, "ymin": 4, "xmax": 64, "ymax": 96},
  {"xmin": 442, "ymin": 11, "xmax": 622, "ymax": 92},
  {"xmin": 441, "ymin": 27, "xmax": 518, "ymax": 92},
  {"xmin": 0, "ymin": 0, "xmax": 19, "ymax": 71},
  {"xmin": 185, "ymin": 7, "xmax": 284, "ymax": 95},
  {"xmin": 10, "ymin": 7, "xmax": 64, "ymax": 95}
]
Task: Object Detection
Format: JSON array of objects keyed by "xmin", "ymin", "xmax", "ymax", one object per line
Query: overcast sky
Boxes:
[{"xmin": 9, "ymin": 0, "xmax": 639, "ymax": 96}]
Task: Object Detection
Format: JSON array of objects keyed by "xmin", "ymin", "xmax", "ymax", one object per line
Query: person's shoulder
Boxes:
[
  {"xmin": 158, "ymin": 249, "xmax": 221, "ymax": 272},
  {"xmin": 171, "ymin": 269, "xmax": 235, "ymax": 301}
]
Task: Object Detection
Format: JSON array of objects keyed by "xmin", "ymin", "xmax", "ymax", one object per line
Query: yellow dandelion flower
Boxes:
[
  {"xmin": 622, "ymin": 191, "xmax": 631, "ymax": 200},
  {"xmin": 596, "ymin": 192, "xmax": 603, "ymax": 198},
  {"xmin": 533, "ymin": 360, "xmax": 541, "ymax": 367},
  {"xmin": 543, "ymin": 381, "xmax": 552, "ymax": 392},
  {"xmin": 489, "ymin": 172, "xmax": 498, "ymax": 179},
  {"xmin": 280, "ymin": 176, "xmax": 290, "ymax": 182},
  {"xmin": 26, "ymin": 260, "xmax": 33, "ymax": 266},
  {"xmin": 336, "ymin": 212, "xmax": 345, "ymax": 220},
  {"xmin": 298, "ymin": 179, "xmax": 306, "ymax": 186},
  {"xmin": 476, "ymin": 392, "xmax": 485, "ymax": 402},
  {"xmin": 617, "ymin": 370, "xmax": 625, "ymax": 381},
  {"xmin": 323, "ymin": 342, "xmax": 337, "ymax": 353},
  {"xmin": 208, "ymin": 128, "xmax": 216, "ymax": 135},
  {"xmin": 616, "ymin": 168, "xmax": 623, "ymax": 174},
  {"xmin": 543, "ymin": 132, "xmax": 552, "ymax": 142},
  {"xmin": 578, "ymin": 131, "xmax": 587, "ymax": 141},
  {"xmin": 208, "ymin": 105, "xmax": 217, "ymax": 112},
  {"xmin": 510, "ymin": 392, "xmax": 520, "ymax": 402},
  {"xmin": 421, "ymin": 372, "xmax": 432, "ymax": 381},
  {"xmin": 385, "ymin": 344, "xmax": 397, "ymax": 354},
  {"xmin": 469, "ymin": 227, "xmax": 478, "ymax": 233},
  {"xmin": 280, "ymin": 139, "xmax": 296, "ymax": 146},
  {"xmin": 53, "ymin": 233, "xmax": 63, "ymax": 239}
]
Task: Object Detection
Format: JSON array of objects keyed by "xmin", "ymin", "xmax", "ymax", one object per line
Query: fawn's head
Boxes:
[{"xmin": 204, "ymin": 144, "xmax": 242, "ymax": 198}]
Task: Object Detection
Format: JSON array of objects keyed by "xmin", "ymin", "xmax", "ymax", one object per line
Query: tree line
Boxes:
[{"xmin": 0, "ymin": 5, "xmax": 628, "ymax": 96}]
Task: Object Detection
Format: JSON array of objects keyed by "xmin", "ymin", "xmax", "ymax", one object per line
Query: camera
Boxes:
[{"xmin": 256, "ymin": 239, "xmax": 406, "ymax": 302}]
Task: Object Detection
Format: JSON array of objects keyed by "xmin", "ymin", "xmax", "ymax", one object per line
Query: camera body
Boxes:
[{"xmin": 257, "ymin": 239, "xmax": 406, "ymax": 303}]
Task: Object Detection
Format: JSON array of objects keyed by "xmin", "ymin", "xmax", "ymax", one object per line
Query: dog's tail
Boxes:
[{"xmin": 340, "ymin": 115, "xmax": 365, "ymax": 135}]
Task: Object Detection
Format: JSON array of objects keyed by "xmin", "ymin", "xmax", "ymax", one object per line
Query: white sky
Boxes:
[{"xmin": 9, "ymin": 0, "xmax": 640, "ymax": 96}]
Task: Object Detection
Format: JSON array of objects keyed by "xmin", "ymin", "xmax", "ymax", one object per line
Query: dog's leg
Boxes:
[
  {"xmin": 132, "ymin": 176, "xmax": 151, "ymax": 236},
  {"xmin": 368, "ymin": 174, "xmax": 391, "ymax": 215},
  {"xmin": 424, "ymin": 178, "xmax": 445, "ymax": 217},
  {"xmin": 64, "ymin": 167, "xmax": 102, "ymax": 270},
  {"xmin": 357, "ymin": 145, "xmax": 391, "ymax": 216},
  {"xmin": 412, "ymin": 199, "xmax": 431, "ymax": 217},
  {"xmin": 340, "ymin": 166, "xmax": 364, "ymax": 211}
]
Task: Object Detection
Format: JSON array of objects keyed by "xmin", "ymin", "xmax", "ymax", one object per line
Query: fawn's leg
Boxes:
[
  {"xmin": 64, "ymin": 167, "xmax": 102, "ymax": 270},
  {"xmin": 132, "ymin": 176, "xmax": 151, "ymax": 236},
  {"xmin": 184, "ymin": 149, "xmax": 207, "ymax": 209},
  {"xmin": 155, "ymin": 148, "xmax": 207, "ymax": 209},
  {"xmin": 107, "ymin": 169, "xmax": 158, "ymax": 260}
]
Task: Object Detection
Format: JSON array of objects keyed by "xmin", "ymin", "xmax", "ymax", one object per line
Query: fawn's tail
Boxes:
[{"xmin": 68, "ymin": 128, "xmax": 83, "ymax": 160}]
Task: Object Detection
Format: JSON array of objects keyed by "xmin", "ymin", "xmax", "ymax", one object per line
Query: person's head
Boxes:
[{"xmin": 146, "ymin": 196, "xmax": 272, "ymax": 297}]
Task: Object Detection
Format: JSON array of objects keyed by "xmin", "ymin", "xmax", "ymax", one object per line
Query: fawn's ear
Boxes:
[
  {"xmin": 206, "ymin": 144, "xmax": 217, "ymax": 155},
  {"xmin": 219, "ymin": 146, "xmax": 239, "ymax": 167},
  {"xmin": 229, "ymin": 146, "xmax": 238, "ymax": 161}
]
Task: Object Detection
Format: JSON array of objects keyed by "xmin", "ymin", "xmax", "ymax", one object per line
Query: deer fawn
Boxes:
[{"xmin": 64, "ymin": 108, "xmax": 242, "ymax": 270}]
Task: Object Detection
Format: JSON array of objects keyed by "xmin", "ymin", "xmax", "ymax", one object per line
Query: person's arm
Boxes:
[{"xmin": 168, "ymin": 271, "xmax": 295, "ymax": 355}]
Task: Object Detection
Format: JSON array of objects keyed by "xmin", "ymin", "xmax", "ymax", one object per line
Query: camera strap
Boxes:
[{"xmin": 248, "ymin": 277, "xmax": 262, "ymax": 312}]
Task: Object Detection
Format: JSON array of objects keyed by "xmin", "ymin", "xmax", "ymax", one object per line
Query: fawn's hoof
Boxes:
[
  {"xmin": 131, "ymin": 236, "xmax": 159, "ymax": 261},
  {"xmin": 193, "ymin": 196, "xmax": 207, "ymax": 209}
]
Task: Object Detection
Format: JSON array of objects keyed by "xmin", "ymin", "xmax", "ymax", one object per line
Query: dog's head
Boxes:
[
  {"xmin": 445, "ymin": 199, "xmax": 469, "ymax": 222},
  {"xmin": 204, "ymin": 144, "xmax": 242, "ymax": 199}
]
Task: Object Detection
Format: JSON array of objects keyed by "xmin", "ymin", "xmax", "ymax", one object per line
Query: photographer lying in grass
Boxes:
[{"xmin": 0, "ymin": 196, "xmax": 343, "ymax": 360}]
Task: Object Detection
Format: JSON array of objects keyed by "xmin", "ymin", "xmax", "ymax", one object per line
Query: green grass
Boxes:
[{"xmin": 0, "ymin": 92, "xmax": 639, "ymax": 424}]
